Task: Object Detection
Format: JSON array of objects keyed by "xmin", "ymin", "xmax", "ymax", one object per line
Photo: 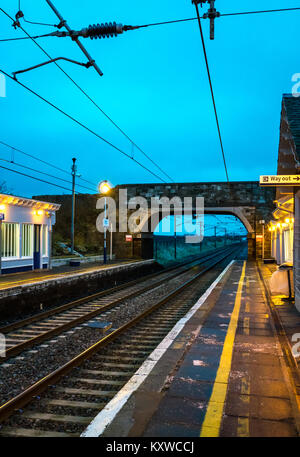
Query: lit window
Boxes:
[
  {"xmin": 2, "ymin": 223, "xmax": 19, "ymax": 258},
  {"xmin": 22, "ymin": 224, "xmax": 33, "ymax": 257},
  {"xmin": 42, "ymin": 225, "xmax": 48, "ymax": 257},
  {"xmin": 284, "ymin": 229, "xmax": 293, "ymax": 263}
]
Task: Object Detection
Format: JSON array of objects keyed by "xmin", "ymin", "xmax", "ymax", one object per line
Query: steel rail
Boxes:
[
  {"xmin": 0, "ymin": 245, "xmax": 240, "ymax": 362},
  {"xmin": 0, "ymin": 244, "xmax": 233, "ymax": 334},
  {"xmin": 0, "ymin": 245, "xmax": 239, "ymax": 423}
]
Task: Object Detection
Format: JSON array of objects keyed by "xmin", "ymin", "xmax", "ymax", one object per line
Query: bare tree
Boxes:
[{"xmin": 0, "ymin": 181, "xmax": 13, "ymax": 194}]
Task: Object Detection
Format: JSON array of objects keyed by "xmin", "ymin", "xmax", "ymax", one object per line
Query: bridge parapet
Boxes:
[{"xmin": 110, "ymin": 181, "xmax": 275, "ymax": 260}]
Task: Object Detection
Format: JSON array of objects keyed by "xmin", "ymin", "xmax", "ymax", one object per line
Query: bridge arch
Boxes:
[{"xmin": 111, "ymin": 181, "xmax": 275, "ymax": 260}]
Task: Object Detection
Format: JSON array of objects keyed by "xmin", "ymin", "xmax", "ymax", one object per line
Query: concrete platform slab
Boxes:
[{"xmin": 82, "ymin": 260, "xmax": 300, "ymax": 438}]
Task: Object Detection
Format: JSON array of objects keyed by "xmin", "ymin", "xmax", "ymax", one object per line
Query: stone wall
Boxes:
[
  {"xmin": 37, "ymin": 182, "xmax": 275, "ymax": 261},
  {"xmin": 0, "ymin": 260, "xmax": 159, "ymax": 322},
  {"xmin": 111, "ymin": 181, "xmax": 275, "ymax": 260}
]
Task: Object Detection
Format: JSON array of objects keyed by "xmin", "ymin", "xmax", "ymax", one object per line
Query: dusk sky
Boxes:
[{"xmin": 0, "ymin": 0, "xmax": 299, "ymax": 197}]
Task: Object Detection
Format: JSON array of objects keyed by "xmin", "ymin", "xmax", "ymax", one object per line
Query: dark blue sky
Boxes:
[
  {"xmin": 0, "ymin": 0, "xmax": 299, "ymax": 197},
  {"xmin": 155, "ymin": 214, "xmax": 247, "ymax": 237}
]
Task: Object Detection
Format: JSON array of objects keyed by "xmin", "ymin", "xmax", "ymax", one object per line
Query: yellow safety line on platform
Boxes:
[
  {"xmin": 243, "ymin": 317, "xmax": 250, "ymax": 335},
  {"xmin": 237, "ymin": 417, "xmax": 249, "ymax": 437},
  {"xmin": 200, "ymin": 260, "xmax": 246, "ymax": 437},
  {"xmin": 0, "ymin": 272, "xmax": 76, "ymax": 287},
  {"xmin": 0, "ymin": 261, "xmax": 132, "ymax": 289}
]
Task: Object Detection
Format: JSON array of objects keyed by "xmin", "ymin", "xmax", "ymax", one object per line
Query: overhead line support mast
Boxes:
[{"xmin": 192, "ymin": 0, "xmax": 220, "ymax": 40}]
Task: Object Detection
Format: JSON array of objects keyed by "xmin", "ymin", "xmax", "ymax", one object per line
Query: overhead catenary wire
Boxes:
[
  {"xmin": 131, "ymin": 7, "xmax": 300, "ymax": 30},
  {"xmin": 2, "ymin": 6, "xmax": 298, "ymax": 184},
  {"xmin": 0, "ymin": 140, "xmax": 97, "ymax": 189},
  {"xmin": 0, "ymin": 163, "xmax": 81, "ymax": 194},
  {"xmin": 193, "ymin": 2, "xmax": 229, "ymax": 182},
  {"xmin": 17, "ymin": 0, "xmax": 56, "ymax": 27},
  {"xmin": 2, "ymin": 6, "xmax": 300, "ymax": 41},
  {"xmin": 0, "ymin": 156, "xmax": 96, "ymax": 192},
  {"xmin": 22, "ymin": 18, "xmax": 56, "ymax": 27},
  {"xmin": 0, "ymin": 68, "xmax": 168, "ymax": 184},
  {"xmin": 0, "ymin": 32, "xmax": 55, "ymax": 42},
  {"xmin": 31, "ymin": 5, "xmax": 173, "ymax": 183},
  {"xmin": 0, "ymin": 8, "xmax": 172, "ymax": 183},
  {"xmin": 2, "ymin": 5, "xmax": 300, "ymax": 43}
]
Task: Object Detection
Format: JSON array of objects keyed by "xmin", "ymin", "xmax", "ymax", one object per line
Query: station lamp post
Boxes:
[
  {"xmin": 259, "ymin": 220, "xmax": 265, "ymax": 260},
  {"xmin": 0, "ymin": 204, "xmax": 5, "ymax": 274},
  {"xmin": 71, "ymin": 158, "xmax": 77, "ymax": 255},
  {"xmin": 98, "ymin": 180, "xmax": 112, "ymax": 264}
]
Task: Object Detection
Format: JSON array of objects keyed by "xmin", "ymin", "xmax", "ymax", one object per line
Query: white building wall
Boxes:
[
  {"xmin": 275, "ymin": 229, "xmax": 281, "ymax": 264},
  {"xmin": 1, "ymin": 200, "xmax": 58, "ymax": 273},
  {"xmin": 294, "ymin": 191, "xmax": 300, "ymax": 312},
  {"xmin": 283, "ymin": 228, "xmax": 293, "ymax": 263},
  {"xmin": 272, "ymin": 226, "xmax": 294, "ymax": 265}
]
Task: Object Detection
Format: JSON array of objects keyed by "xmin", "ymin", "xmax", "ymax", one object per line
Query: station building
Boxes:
[
  {"xmin": 267, "ymin": 94, "xmax": 300, "ymax": 310},
  {"xmin": 0, "ymin": 193, "xmax": 60, "ymax": 274}
]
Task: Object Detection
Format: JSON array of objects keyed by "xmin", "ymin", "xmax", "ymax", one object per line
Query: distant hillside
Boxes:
[{"xmin": 34, "ymin": 194, "xmax": 103, "ymax": 255}]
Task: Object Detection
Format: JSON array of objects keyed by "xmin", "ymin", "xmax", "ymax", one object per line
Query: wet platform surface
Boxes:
[{"xmin": 99, "ymin": 260, "xmax": 300, "ymax": 438}]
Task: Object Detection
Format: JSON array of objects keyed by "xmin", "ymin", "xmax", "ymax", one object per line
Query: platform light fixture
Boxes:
[
  {"xmin": 98, "ymin": 180, "xmax": 111, "ymax": 194},
  {"xmin": 0, "ymin": 204, "xmax": 5, "ymax": 211},
  {"xmin": 98, "ymin": 180, "xmax": 113, "ymax": 264},
  {"xmin": 285, "ymin": 218, "xmax": 290, "ymax": 224},
  {"xmin": 33, "ymin": 209, "xmax": 44, "ymax": 216}
]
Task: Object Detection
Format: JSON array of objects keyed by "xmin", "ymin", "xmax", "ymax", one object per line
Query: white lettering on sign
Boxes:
[{"xmin": 260, "ymin": 175, "xmax": 300, "ymax": 186}]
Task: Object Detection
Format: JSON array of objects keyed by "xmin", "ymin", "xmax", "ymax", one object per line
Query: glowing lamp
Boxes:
[
  {"xmin": 98, "ymin": 180, "xmax": 112, "ymax": 194},
  {"xmin": 0, "ymin": 204, "xmax": 5, "ymax": 211},
  {"xmin": 285, "ymin": 218, "xmax": 290, "ymax": 224},
  {"xmin": 97, "ymin": 180, "xmax": 113, "ymax": 265}
]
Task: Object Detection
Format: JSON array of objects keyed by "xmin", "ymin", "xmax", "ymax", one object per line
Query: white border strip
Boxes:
[{"xmin": 81, "ymin": 260, "xmax": 235, "ymax": 437}]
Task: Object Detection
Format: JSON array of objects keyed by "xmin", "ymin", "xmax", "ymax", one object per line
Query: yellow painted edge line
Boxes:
[
  {"xmin": 200, "ymin": 260, "xmax": 246, "ymax": 437},
  {"xmin": 0, "ymin": 261, "xmax": 135, "ymax": 288},
  {"xmin": 237, "ymin": 417, "xmax": 249, "ymax": 437}
]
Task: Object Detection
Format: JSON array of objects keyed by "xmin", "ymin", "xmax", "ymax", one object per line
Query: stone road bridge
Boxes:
[{"xmin": 110, "ymin": 181, "xmax": 275, "ymax": 260}]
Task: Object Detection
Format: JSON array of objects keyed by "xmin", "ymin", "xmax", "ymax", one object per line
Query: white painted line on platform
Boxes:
[{"xmin": 81, "ymin": 260, "xmax": 235, "ymax": 438}]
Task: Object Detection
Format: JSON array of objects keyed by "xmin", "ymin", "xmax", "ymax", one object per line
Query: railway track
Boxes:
[
  {"xmin": 0, "ymin": 245, "xmax": 238, "ymax": 363},
  {"xmin": 0, "ymin": 244, "xmax": 242, "ymax": 437}
]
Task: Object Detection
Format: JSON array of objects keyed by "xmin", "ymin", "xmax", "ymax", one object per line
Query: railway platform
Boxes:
[
  {"xmin": 0, "ymin": 259, "xmax": 158, "ymax": 322},
  {"xmin": 87, "ymin": 259, "xmax": 300, "ymax": 438},
  {"xmin": 0, "ymin": 259, "xmax": 142, "ymax": 292}
]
